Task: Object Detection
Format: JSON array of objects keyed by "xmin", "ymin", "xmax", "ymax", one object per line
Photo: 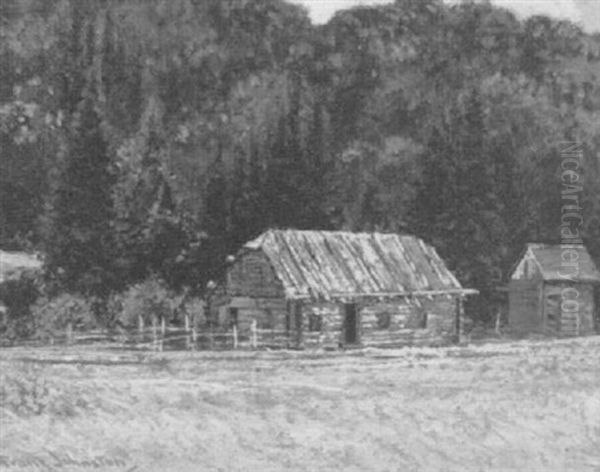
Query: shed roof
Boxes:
[
  {"xmin": 0, "ymin": 250, "xmax": 43, "ymax": 284},
  {"xmin": 511, "ymin": 243, "xmax": 600, "ymax": 283},
  {"xmin": 242, "ymin": 229, "xmax": 474, "ymax": 300}
]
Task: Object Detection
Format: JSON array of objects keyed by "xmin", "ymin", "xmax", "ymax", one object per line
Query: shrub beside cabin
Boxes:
[
  {"xmin": 214, "ymin": 230, "xmax": 477, "ymax": 349},
  {"xmin": 0, "ymin": 250, "xmax": 43, "ymax": 327},
  {"xmin": 508, "ymin": 244, "xmax": 600, "ymax": 336}
]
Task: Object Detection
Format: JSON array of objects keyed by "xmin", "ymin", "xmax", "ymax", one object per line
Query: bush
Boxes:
[
  {"xmin": 181, "ymin": 296, "xmax": 207, "ymax": 327},
  {"xmin": 31, "ymin": 293, "xmax": 96, "ymax": 339},
  {"xmin": 0, "ymin": 273, "xmax": 40, "ymax": 340},
  {"xmin": 114, "ymin": 276, "xmax": 179, "ymax": 328}
]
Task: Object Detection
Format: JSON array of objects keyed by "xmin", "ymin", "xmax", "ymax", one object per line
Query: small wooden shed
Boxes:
[
  {"xmin": 214, "ymin": 229, "xmax": 477, "ymax": 349},
  {"xmin": 508, "ymin": 243, "xmax": 600, "ymax": 336}
]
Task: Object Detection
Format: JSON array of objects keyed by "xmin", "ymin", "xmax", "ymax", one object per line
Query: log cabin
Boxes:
[{"xmin": 213, "ymin": 229, "xmax": 477, "ymax": 349}]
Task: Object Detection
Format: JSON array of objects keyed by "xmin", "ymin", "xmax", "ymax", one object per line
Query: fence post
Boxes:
[
  {"xmin": 66, "ymin": 321, "xmax": 73, "ymax": 345},
  {"xmin": 192, "ymin": 318, "xmax": 197, "ymax": 351},
  {"xmin": 251, "ymin": 319, "xmax": 257, "ymax": 349},
  {"xmin": 152, "ymin": 317, "xmax": 158, "ymax": 351},
  {"xmin": 206, "ymin": 298, "xmax": 215, "ymax": 350},
  {"xmin": 184, "ymin": 312, "xmax": 191, "ymax": 350},
  {"xmin": 138, "ymin": 314, "xmax": 144, "ymax": 342},
  {"xmin": 233, "ymin": 324, "xmax": 238, "ymax": 350},
  {"xmin": 160, "ymin": 316, "xmax": 166, "ymax": 351}
]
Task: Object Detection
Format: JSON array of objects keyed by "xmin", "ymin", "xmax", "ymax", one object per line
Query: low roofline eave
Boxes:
[{"xmin": 284, "ymin": 288, "xmax": 479, "ymax": 301}]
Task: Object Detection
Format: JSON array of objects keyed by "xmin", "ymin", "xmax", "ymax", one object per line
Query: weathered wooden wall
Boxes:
[
  {"xmin": 543, "ymin": 283, "xmax": 596, "ymax": 337},
  {"xmin": 223, "ymin": 297, "xmax": 287, "ymax": 331},
  {"xmin": 595, "ymin": 288, "xmax": 600, "ymax": 333},
  {"xmin": 226, "ymin": 250, "xmax": 284, "ymax": 298},
  {"xmin": 508, "ymin": 279, "xmax": 543, "ymax": 335},
  {"xmin": 214, "ymin": 249, "xmax": 289, "ymax": 346},
  {"xmin": 358, "ymin": 296, "xmax": 458, "ymax": 347},
  {"xmin": 564, "ymin": 284, "xmax": 595, "ymax": 335},
  {"xmin": 299, "ymin": 302, "xmax": 341, "ymax": 349},
  {"xmin": 295, "ymin": 296, "xmax": 458, "ymax": 349},
  {"xmin": 508, "ymin": 279, "xmax": 597, "ymax": 337}
]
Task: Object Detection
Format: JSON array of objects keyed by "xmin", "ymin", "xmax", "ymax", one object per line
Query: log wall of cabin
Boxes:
[
  {"xmin": 217, "ymin": 250, "xmax": 289, "ymax": 345},
  {"xmin": 299, "ymin": 295, "xmax": 459, "ymax": 349},
  {"xmin": 217, "ymin": 295, "xmax": 460, "ymax": 349},
  {"xmin": 358, "ymin": 296, "xmax": 458, "ymax": 347},
  {"xmin": 226, "ymin": 250, "xmax": 285, "ymax": 298},
  {"xmin": 300, "ymin": 302, "xmax": 342, "ymax": 349}
]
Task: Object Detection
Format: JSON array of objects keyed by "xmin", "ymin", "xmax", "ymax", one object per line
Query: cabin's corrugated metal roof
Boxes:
[
  {"xmin": 243, "ymin": 230, "xmax": 468, "ymax": 299},
  {"xmin": 515, "ymin": 243, "xmax": 600, "ymax": 283},
  {"xmin": 0, "ymin": 250, "xmax": 43, "ymax": 283}
]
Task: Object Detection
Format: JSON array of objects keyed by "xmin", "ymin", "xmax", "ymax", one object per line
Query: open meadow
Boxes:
[{"xmin": 1, "ymin": 337, "xmax": 600, "ymax": 472}]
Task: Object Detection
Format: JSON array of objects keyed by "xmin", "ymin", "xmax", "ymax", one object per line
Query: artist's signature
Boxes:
[{"xmin": 0, "ymin": 453, "xmax": 136, "ymax": 471}]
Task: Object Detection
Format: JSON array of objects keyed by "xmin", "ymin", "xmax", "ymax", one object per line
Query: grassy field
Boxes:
[{"xmin": 1, "ymin": 337, "xmax": 600, "ymax": 472}]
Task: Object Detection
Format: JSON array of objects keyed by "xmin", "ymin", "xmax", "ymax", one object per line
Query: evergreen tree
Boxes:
[
  {"xmin": 413, "ymin": 125, "xmax": 454, "ymax": 244},
  {"xmin": 414, "ymin": 90, "xmax": 506, "ymax": 321},
  {"xmin": 453, "ymin": 90, "xmax": 504, "ymax": 319},
  {"xmin": 113, "ymin": 129, "xmax": 190, "ymax": 288},
  {"xmin": 305, "ymin": 100, "xmax": 333, "ymax": 229},
  {"xmin": 3, "ymin": 0, "xmax": 600, "ymax": 326},
  {"xmin": 44, "ymin": 97, "xmax": 117, "ymax": 299},
  {"xmin": 229, "ymin": 141, "xmax": 267, "ymax": 247},
  {"xmin": 263, "ymin": 114, "xmax": 300, "ymax": 228},
  {"xmin": 202, "ymin": 148, "xmax": 231, "ymax": 285}
]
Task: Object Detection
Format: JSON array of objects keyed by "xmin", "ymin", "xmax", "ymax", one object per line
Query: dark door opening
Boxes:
[
  {"xmin": 228, "ymin": 307, "xmax": 238, "ymax": 328},
  {"xmin": 344, "ymin": 303, "xmax": 359, "ymax": 344},
  {"xmin": 288, "ymin": 301, "xmax": 302, "ymax": 347},
  {"xmin": 594, "ymin": 287, "xmax": 600, "ymax": 334}
]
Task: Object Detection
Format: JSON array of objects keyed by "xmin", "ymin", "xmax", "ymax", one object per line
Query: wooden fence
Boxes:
[{"xmin": 27, "ymin": 324, "xmax": 292, "ymax": 351}]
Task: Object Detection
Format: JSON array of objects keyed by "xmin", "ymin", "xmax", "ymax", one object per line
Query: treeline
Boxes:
[{"xmin": 1, "ymin": 0, "xmax": 600, "ymax": 331}]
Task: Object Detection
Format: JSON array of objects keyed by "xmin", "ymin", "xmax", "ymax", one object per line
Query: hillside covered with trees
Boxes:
[{"xmin": 1, "ymin": 0, "xmax": 600, "ymax": 333}]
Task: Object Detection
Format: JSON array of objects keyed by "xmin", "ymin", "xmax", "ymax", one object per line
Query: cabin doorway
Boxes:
[
  {"xmin": 344, "ymin": 303, "xmax": 359, "ymax": 344},
  {"xmin": 594, "ymin": 287, "xmax": 600, "ymax": 334},
  {"xmin": 286, "ymin": 301, "xmax": 303, "ymax": 347}
]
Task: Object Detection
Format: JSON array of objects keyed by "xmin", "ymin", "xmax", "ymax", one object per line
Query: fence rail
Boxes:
[{"xmin": 13, "ymin": 325, "xmax": 293, "ymax": 351}]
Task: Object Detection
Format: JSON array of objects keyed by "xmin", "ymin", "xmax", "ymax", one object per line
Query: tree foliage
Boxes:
[
  {"xmin": 1, "ymin": 0, "xmax": 599, "ymax": 323},
  {"xmin": 43, "ymin": 97, "xmax": 117, "ymax": 298}
]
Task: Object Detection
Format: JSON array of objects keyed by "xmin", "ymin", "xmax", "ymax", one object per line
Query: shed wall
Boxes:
[
  {"xmin": 508, "ymin": 279, "xmax": 543, "ymax": 334},
  {"xmin": 543, "ymin": 283, "xmax": 596, "ymax": 337},
  {"xmin": 508, "ymin": 280, "xmax": 597, "ymax": 337}
]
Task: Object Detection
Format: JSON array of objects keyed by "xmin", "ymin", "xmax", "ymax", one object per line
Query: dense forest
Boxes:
[{"xmin": 1, "ymin": 0, "xmax": 600, "ymax": 334}]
